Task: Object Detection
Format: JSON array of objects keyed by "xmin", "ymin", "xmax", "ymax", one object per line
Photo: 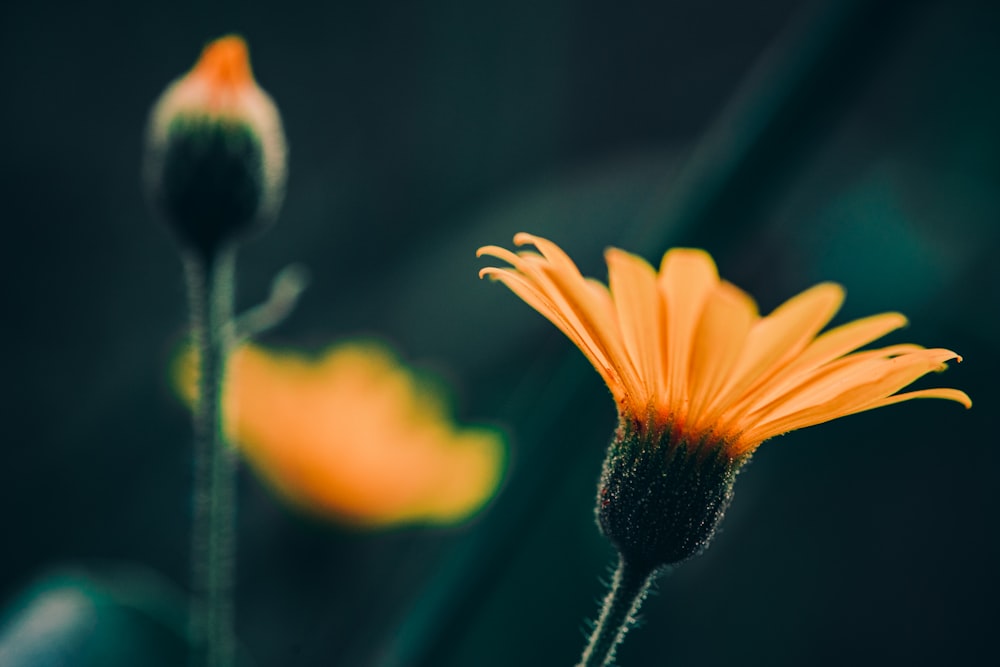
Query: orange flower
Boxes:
[
  {"xmin": 478, "ymin": 233, "xmax": 970, "ymax": 460},
  {"xmin": 176, "ymin": 342, "xmax": 506, "ymax": 527},
  {"xmin": 481, "ymin": 233, "xmax": 972, "ymax": 665}
]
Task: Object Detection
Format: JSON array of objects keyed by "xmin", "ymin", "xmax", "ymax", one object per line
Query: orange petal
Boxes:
[
  {"xmin": 513, "ymin": 236, "xmax": 645, "ymax": 405},
  {"xmin": 607, "ymin": 248, "xmax": 664, "ymax": 405},
  {"xmin": 658, "ymin": 249, "xmax": 719, "ymax": 413},
  {"xmin": 738, "ymin": 348, "xmax": 963, "ymax": 449},
  {"xmin": 729, "ymin": 313, "xmax": 910, "ymax": 417},
  {"xmin": 706, "ymin": 283, "xmax": 844, "ymax": 424},
  {"xmin": 687, "ymin": 281, "xmax": 757, "ymax": 431},
  {"xmin": 479, "ymin": 266, "xmax": 622, "ymax": 397}
]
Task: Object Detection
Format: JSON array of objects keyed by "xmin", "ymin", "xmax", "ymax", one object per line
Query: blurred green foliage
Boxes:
[{"xmin": 0, "ymin": 567, "xmax": 188, "ymax": 666}]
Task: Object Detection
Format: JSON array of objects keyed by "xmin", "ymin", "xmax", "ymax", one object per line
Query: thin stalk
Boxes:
[
  {"xmin": 184, "ymin": 247, "xmax": 238, "ymax": 667},
  {"xmin": 577, "ymin": 557, "xmax": 657, "ymax": 667}
]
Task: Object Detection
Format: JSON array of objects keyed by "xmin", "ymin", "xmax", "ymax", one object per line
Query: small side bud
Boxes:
[
  {"xmin": 597, "ymin": 422, "xmax": 744, "ymax": 571},
  {"xmin": 145, "ymin": 35, "xmax": 287, "ymax": 256}
]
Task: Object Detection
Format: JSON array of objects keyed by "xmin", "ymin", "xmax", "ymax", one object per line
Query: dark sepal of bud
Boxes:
[
  {"xmin": 596, "ymin": 421, "xmax": 744, "ymax": 571},
  {"xmin": 148, "ymin": 116, "xmax": 270, "ymax": 257}
]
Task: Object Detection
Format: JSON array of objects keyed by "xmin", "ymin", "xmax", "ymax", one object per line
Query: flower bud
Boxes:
[{"xmin": 145, "ymin": 36, "xmax": 287, "ymax": 256}]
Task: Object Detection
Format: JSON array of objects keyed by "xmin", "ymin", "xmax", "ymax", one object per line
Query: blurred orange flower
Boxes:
[{"xmin": 176, "ymin": 342, "xmax": 506, "ymax": 527}]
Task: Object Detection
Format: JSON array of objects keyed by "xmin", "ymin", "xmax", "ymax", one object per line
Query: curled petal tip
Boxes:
[
  {"xmin": 512, "ymin": 232, "xmax": 538, "ymax": 246},
  {"xmin": 890, "ymin": 312, "xmax": 910, "ymax": 328},
  {"xmin": 921, "ymin": 388, "xmax": 973, "ymax": 409},
  {"xmin": 476, "ymin": 244, "xmax": 510, "ymax": 259}
]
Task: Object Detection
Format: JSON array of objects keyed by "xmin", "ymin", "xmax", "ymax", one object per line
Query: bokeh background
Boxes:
[{"xmin": 1, "ymin": 0, "xmax": 998, "ymax": 665}]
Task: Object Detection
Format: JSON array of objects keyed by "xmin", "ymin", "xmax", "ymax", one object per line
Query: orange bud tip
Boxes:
[{"xmin": 191, "ymin": 35, "xmax": 255, "ymax": 93}]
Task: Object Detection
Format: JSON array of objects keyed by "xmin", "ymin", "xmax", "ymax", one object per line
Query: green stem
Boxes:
[
  {"xmin": 577, "ymin": 557, "xmax": 657, "ymax": 667},
  {"xmin": 184, "ymin": 247, "xmax": 237, "ymax": 667}
]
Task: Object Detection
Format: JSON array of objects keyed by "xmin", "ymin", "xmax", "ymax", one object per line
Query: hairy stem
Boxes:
[
  {"xmin": 577, "ymin": 556, "xmax": 657, "ymax": 667},
  {"xmin": 184, "ymin": 248, "xmax": 237, "ymax": 667}
]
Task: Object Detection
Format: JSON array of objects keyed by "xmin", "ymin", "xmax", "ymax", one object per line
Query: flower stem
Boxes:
[
  {"xmin": 184, "ymin": 247, "xmax": 237, "ymax": 667},
  {"xmin": 577, "ymin": 556, "xmax": 657, "ymax": 667}
]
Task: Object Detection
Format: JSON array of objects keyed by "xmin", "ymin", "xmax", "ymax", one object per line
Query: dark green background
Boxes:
[{"xmin": 1, "ymin": 0, "xmax": 997, "ymax": 665}]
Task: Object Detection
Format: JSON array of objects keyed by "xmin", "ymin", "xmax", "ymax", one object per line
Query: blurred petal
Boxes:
[{"xmin": 175, "ymin": 341, "xmax": 506, "ymax": 527}]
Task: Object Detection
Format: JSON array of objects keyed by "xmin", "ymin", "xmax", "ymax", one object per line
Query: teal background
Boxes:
[{"xmin": 1, "ymin": 1, "xmax": 997, "ymax": 665}]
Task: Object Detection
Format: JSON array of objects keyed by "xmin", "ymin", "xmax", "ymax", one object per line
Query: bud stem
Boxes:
[
  {"xmin": 184, "ymin": 247, "xmax": 238, "ymax": 667},
  {"xmin": 577, "ymin": 556, "xmax": 658, "ymax": 667}
]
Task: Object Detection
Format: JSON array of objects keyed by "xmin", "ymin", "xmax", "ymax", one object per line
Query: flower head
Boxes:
[
  {"xmin": 176, "ymin": 341, "xmax": 506, "ymax": 527},
  {"xmin": 479, "ymin": 233, "xmax": 969, "ymax": 567},
  {"xmin": 479, "ymin": 233, "xmax": 969, "ymax": 459},
  {"xmin": 146, "ymin": 35, "xmax": 287, "ymax": 254}
]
